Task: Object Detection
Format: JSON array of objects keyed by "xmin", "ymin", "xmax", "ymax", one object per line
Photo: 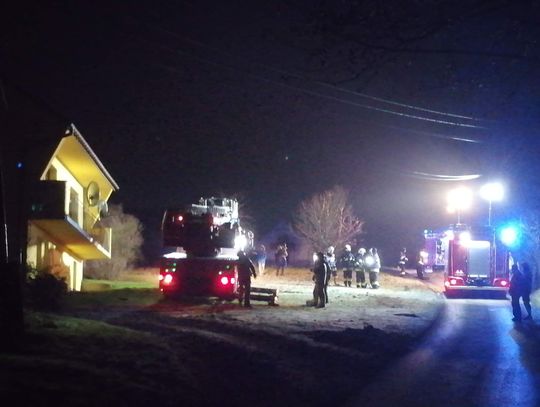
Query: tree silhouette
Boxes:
[
  {"xmin": 294, "ymin": 186, "xmax": 363, "ymax": 252},
  {"xmin": 85, "ymin": 204, "xmax": 143, "ymax": 280}
]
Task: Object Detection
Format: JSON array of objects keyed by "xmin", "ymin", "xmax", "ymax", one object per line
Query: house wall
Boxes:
[
  {"xmin": 26, "ymin": 225, "xmax": 84, "ymax": 291},
  {"xmin": 44, "ymin": 157, "xmax": 85, "ymax": 228},
  {"xmin": 27, "ymin": 157, "xmax": 87, "ymax": 291}
]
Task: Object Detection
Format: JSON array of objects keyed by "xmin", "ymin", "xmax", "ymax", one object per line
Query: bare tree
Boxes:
[
  {"xmin": 85, "ymin": 204, "xmax": 144, "ymax": 280},
  {"xmin": 520, "ymin": 210, "xmax": 540, "ymax": 291},
  {"xmin": 294, "ymin": 186, "xmax": 363, "ymax": 252}
]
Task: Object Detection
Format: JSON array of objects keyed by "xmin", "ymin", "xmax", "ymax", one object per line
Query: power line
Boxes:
[
  {"xmin": 404, "ymin": 171, "xmax": 482, "ymax": 181},
  {"xmin": 147, "ymin": 23, "xmax": 487, "ymax": 124},
  {"xmin": 148, "ymin": 60, "xmax": 484, "ymax": 144},
  {"xmin": 142, "ymin": 39, "xmax": 487, "ymax": 130}
]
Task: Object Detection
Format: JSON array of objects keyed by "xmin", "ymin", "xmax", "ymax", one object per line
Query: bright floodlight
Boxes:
[
  {"xmin": 447, "ymin": 187, "xmax": 473, "ymax": 210},
  {"xmin": 480, "ymin": 182, "xmax": 505, "ymax": 226},
  {"xmin": 480, "ymin": 182, "xmax": 504, "ymax": 202},
  {"xmin": 234, "ymin": 235, "xmax": 247, "ymax": 250},
  {"xmin": 447, "ymin": 187, "xmax": 473, "ymax": 223}
]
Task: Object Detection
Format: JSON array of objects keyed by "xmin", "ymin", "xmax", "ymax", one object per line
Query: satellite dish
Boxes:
[
  {"xmin": 87, "ymin": 181, "xmax": 100, "ymax": 207},
  {"xmin": 98, "ymin": 200, "xmax": 109, "ymax": 219}
]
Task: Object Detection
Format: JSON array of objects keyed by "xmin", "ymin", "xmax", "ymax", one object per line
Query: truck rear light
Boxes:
[
  {"xmin": 495, "ymin": 279, "xmax": 509, "ymax": 287},
  {"xmin": 159, "ymin": 274, "xmax": 164, "ymax": 281},
  {"xmin": 163, "ymin": 274, "xmax": 173, "ymax": 285},
  {"xmin": 220, "ymin": 276, "xmax": 229, "ymax": 285},
  {"xmin": 230, "ymin": 277, "xmax": 236, "ymax": 285},
  {"xmin": 446, "ymin": 277, "xmax": 464, "ymax": 287}
]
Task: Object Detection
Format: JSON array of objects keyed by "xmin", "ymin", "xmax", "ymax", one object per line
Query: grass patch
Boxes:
[
  {"xmin": 63, "ymin": 288, "xmax": 162, "ymax": 310},
  {"xmin": 0, "ymin": 312, "xmax": 200, "ymax": 406},
  {"xmin": 82, "ymin": 278, "xmax": 157, "ymax": 291}
]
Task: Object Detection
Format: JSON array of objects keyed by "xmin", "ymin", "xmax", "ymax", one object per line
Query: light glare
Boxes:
[
  {"xmin": 163, "ymin": 274, "xmax": 173, "ymax": 284},
  {"xmin": 447, "ymin": 187, "xmax": 473, "ymax": 211},
  {"xmin": 500, "ymin": 227, "xmax": 518, "ymax": 246},
  {"xmin": 234, "ymin": 235, "xmax": 248, "ymax": 250},
  {"xmin": 480, "ymin": 182, "xmax": 504, "ymax": 202}
]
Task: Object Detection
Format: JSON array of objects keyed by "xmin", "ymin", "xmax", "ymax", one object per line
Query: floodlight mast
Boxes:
[{"xmin": 480, "ymin": 182, "xmax": 504, "ymax": 227}]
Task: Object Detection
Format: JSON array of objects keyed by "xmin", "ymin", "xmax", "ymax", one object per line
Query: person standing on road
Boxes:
[
  {"xmin": 312, "ymin": 252, "xmax": 329, "ymax": 308},
  {"xmin": 521, "ymin": 262, "xmax": 533, "ymax": 320},
  {"xmin": 275, "ymin": 244, "xmax": 288, "ymax": 276},
  {"xmin": 398, "ymin": 248, "xmax": 408, "ymax": 277},
  {"xmin": 355, "ymin": 248, "xmax": 368, "ymax": 288},
  {"xmin": 256, "ymin": 244, "xmax": 267, "ymax": 276},
  {"xmin": 339, "ymin": 244, "xmax": 356, "ymax": 287},
  {"xmin": 416, "ymin": 251, "xmax": 425, "ymax": 280},
  {"xmin": 365, "ymin": 248, "xmax": 381, "ymax": 289},
  {"xmin": 509, "ymin": 264, "xmax": 524, "ymax": 321},
  {"xmin": 237, "ymin": 250, "xmax": 257, "ymax": 308},
  {"xmin": 324, "ymin": 246, "xmax": 337, "ymax": 300}
]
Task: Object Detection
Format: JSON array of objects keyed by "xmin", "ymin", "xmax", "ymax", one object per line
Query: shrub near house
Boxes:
[{"xmin": 85, "ymin": 204, "xmax": 144, "ymax": 280}]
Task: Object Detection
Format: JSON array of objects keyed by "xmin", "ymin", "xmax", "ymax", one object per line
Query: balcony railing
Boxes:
[{"xmin": 28, "ymin": 180, "xmax": 112, "ymax": 259}]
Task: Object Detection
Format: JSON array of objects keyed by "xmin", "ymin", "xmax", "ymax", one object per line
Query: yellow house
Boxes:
[
  {"xmin": 1, "ymin": 83, "xmax": 119, "ymax": 291},
  {"xmin": 25, "ymin": 124, "xmax": 119, "ymax": 291}
]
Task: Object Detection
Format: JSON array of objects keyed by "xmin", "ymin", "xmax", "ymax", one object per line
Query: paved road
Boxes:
[{"xmin": 348, "ymin": 295, "xmax": 540, "ymax": 407}]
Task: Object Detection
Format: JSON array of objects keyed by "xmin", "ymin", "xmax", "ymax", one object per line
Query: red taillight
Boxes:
[
  {"xmin": 176, "ymin": 215, "xmax": 183, "ymax": 222},
  {"xmin": 163, "ymin": 274, "xmax": 173, "ymax": 285},
  {"xmin": 446, "ymin": 277, "xmax": 464, "ymax": 287},
  {"xmin": 159, "ymin": 274, "xmax": 164, "ymax": 281},
  {"xmin": 500, "ymin": 280, "xmax": 508, "ymax": 287},
  {"xmin": 220, "ymin": 276, "xmax": 229, "ymax": 285},
  {"xmin": 230, "ymin": 277, "xmax": 236, "ymax": 285}
]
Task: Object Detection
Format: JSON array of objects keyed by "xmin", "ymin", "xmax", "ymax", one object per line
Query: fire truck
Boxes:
[
  {"xmin": 159, "ymin": 197, "xmax": 253, "ymax": 299},
  {"xmin": 422, "ymin": 224, "xmax": 512, "ymax": 296}
]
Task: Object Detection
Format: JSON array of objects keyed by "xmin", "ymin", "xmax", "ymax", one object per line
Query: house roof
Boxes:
[{"xmin": 1, "ymin": 81, "xmax": 119, "ymax": 192}]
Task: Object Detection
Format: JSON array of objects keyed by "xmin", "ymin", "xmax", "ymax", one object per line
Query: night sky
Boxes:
[{"xmin": 3, "ymin": 1, "xmax": 540, "ymax": 262}]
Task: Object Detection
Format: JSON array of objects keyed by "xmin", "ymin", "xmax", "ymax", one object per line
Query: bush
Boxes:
[
  {"xmin": 25, "ymin": 267, "xmax": 67, "ymax": 311},
  {"xmin": 85, "ymin": 204, "xmax": 144, "ymax": 280}
]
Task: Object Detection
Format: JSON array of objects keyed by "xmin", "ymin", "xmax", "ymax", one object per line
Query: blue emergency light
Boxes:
[{"xmin": 499, "ymin": 224, "xmax": 520, "ymax": 247}]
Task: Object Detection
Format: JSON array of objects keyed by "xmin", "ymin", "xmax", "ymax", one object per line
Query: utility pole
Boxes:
[{"xmin": 0, "ymin": 77, "xmax": 25, "ymax": 349}]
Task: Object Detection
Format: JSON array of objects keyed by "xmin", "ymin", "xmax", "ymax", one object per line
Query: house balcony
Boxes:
[{"xmin": 28, "ymin": 181, "xmax": 112, "ymax": 260}]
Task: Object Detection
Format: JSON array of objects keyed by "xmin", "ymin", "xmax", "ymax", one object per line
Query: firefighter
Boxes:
[
  {"xmin": 339, "ymin": 244, "xmax": 356, "ymax": 287},
  {"xmin": 237, "ymin": 250, "xmax": 257, "ymax": 308},
  {"xmin": 275, "ymin": 244, "xmax": 288, "ymax": 276},
  {"xmin": 355, "ymin": 248, "xmax": 368, "ymax": 288},
  {"xmin": 398, "ymin": 248, "xmax": 408, "ymax": 276},
  {"xmin": 325, "ymin": 245, "xmax": 338, "ymax": 289},
  {"xmin": 312, "ymin": 252, "xmax": 329, "ymax": 308},
  {"xmin": 521, "ymin": 262, "xmax": 533, "ymax": 320},
  {"xmin": 509, "ymin": 264, "xmax": 524, "ymax": 321},
  {"xmin": 365, "ymin": 248, "xmax": 381, "ymax": 289},
  {"xmin": 256, "ymin": 244, "xmax": 267, "ymax": 276},
  {"xmin": 416, "ymin": 251, "xmax": 425, "ymax": 280}
]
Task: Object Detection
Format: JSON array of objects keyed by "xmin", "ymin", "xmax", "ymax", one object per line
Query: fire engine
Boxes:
[
  {"xmin": 159, "ymin": 197, "xmax": 253, "ymax": 299},
  {"xmin": 422, "ymin": 224, "xmax": 512, "ymax": 296}
]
